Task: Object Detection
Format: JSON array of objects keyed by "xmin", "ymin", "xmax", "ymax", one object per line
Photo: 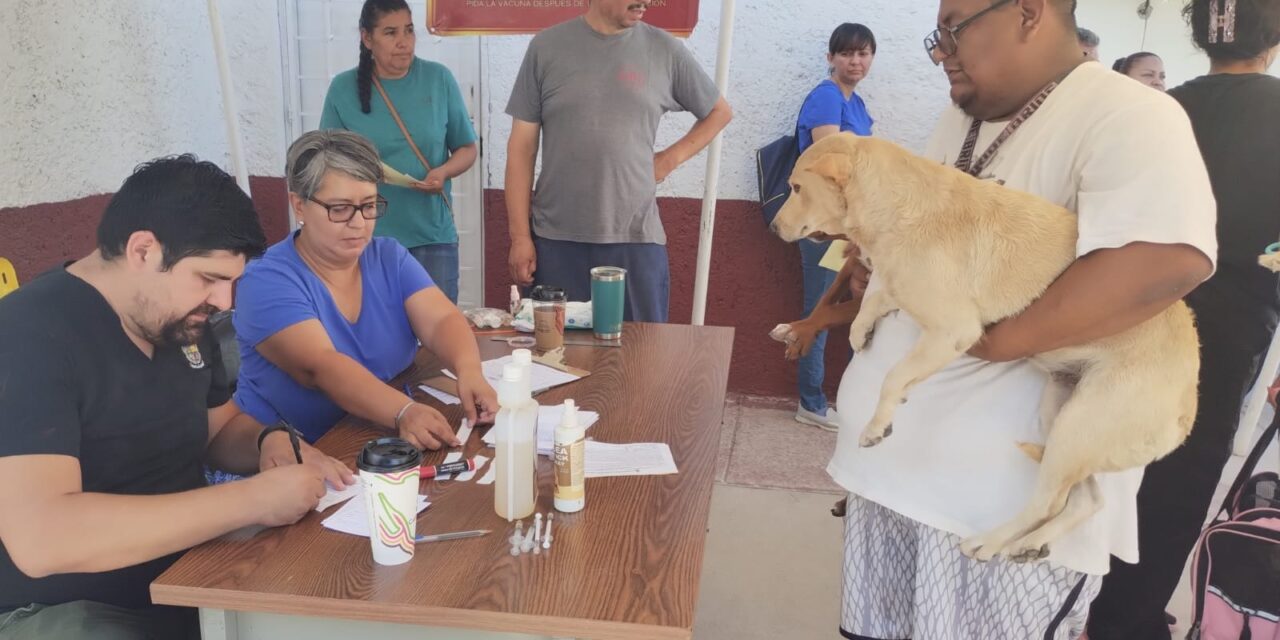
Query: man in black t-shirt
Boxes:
[{"xmin": 0, "ymin": 156, "xmax": 351, "ymax": 639}]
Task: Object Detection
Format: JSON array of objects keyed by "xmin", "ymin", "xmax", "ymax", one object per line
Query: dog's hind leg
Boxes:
[
  {"xmin": 848, "ymin": 289, "xmax": 898, "ymax": 352},
  {"xmin": 858, "ymin": 309, "xmax": 983, "ymax": 447},
  {"xmin": 1006, "ymin": 475, "xmax": 1102, "ymax": 563},
  {"xmin": 959, "ymin": 394, "xmax": 1097, "ymax": 562}
]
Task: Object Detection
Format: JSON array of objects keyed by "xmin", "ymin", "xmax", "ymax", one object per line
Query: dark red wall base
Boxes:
[
  {"xmin": 483, "ymin": 189, "xmax": 847, "ymax": 399},
  {"xmin": 2, "ymin": 181, "xmax": 845, "ymax": 400},
  {"xmin": 0, "ymin": 176, "xmax": 291, "ymax": 282}
]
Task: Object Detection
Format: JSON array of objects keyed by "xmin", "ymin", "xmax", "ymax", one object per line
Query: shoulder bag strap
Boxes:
[{"xmin": 371, "ymin": 76, "xmax": 454, "ymax": 216}]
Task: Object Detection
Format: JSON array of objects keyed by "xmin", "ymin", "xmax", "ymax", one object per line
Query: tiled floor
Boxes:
[{"xmin": 694, "ymin": 396, "xmax": 1280, "ymax": 640}]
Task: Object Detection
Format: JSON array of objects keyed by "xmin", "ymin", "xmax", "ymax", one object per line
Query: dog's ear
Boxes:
[{"xmin": 808, "ymin": 153, "xmax": 853, "ymax": 189}]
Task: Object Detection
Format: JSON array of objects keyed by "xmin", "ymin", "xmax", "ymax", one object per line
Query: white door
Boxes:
[{"xmin": 279, "ymin": 0, "xmax": 485, "ymax": 309}]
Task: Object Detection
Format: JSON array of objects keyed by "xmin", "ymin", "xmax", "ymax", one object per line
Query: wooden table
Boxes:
[{"xmin": 152, "ymin": 323, "xmax": 734, "ymax": 640}]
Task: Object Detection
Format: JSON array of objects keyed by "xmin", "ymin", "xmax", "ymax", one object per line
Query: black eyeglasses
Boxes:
[
  {"xmin": 308, "ymin": 196, "xmax": 388, "ymax": 223},
  {"xmin": 924, "ymin": 0, "xmax": 1016, "ymax": 64}
]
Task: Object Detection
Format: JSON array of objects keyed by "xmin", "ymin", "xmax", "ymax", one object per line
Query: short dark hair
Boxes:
[
  {"xmin": 1077, "ymin": 27, "xmax": 1100, "ymax": 47},
  {"xmin": 97, "ymin": 155, "xmax": 267, "ymax": 269},
  {"xmin": 1185, "ymin": 0, "xmax": 1280, "ymax": 61},
  {"xmin": 829, "ymin": 23, "xmax": 877, "ymax": 56},
  {"xmin": 1113, "ymin": 51, "xmax": 1161, "ymax": 73}
]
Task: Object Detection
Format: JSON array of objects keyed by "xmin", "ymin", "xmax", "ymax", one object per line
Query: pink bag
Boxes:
[{"xmin": 1186, "ymin": 408, "xmax": 1280, "ymax": 640}]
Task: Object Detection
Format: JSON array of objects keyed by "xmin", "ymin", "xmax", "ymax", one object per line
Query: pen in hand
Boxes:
[
  {"xmin": 262, "ymin": 397, "xmax": 305, "ymax": 465},
  {"xmin": 286, "ymin": 421, "xmax": 303, "ymax": 465}
]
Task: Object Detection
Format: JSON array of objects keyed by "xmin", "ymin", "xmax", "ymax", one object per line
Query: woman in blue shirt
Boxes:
[
  {"xmin": 233, "ymin": 130, "xmax": 497, "ymax": 448},
  {"xmin": 320, "ymin": 0, "xmax": 477, "ymax": 303},
  {"xmin": 792, "ymin": 23, "xmax": 876, "ymax": 432}
]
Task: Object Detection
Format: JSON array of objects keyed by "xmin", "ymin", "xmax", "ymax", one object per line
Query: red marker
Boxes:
[{"xmin": 421, "ymin": 458, "xmax": 477, "ymax": 479}]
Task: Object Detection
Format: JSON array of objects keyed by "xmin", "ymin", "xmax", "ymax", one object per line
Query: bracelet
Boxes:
[
  {"xmin": 256, "ymin": 423, "xmax": 292, "ymax": 451},
  {"xmin": 393, "ymin": 401, "xmax": 416, "ymax": 430}
]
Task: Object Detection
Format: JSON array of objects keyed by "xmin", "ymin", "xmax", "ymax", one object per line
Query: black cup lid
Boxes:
[
  {"xmin": 357, "ymin": 437, "xmax": 422, "ymax": 473},
  {"xmin": 531, "ymin": 285, "xmax": 566, "ymax": 302}
]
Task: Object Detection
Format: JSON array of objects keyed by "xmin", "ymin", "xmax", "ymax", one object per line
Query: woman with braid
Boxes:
[{"xmin": 320, "ymin": 0, "xmax": 476, "ymax": 303}]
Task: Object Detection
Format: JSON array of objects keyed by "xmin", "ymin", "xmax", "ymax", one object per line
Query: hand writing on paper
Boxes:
[
  {"xmin": 248, "ymin": 464, "xmax": 327, "ymax": 527},
  {"xmin": 456, "ymin": 368, "xmax": 499, "ymax": 426},
  {"xmin": 399, "ymin": 402, "xmax": 460, "ymax": 450},
  {"xmin": 260, "ymin": 431, "xmax": 354, "ymax": 489}
]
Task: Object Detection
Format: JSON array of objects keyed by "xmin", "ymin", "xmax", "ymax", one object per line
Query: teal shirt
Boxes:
[{"xmin": 320, "ymin": 58, "xmax": 476, "ymax": 247}]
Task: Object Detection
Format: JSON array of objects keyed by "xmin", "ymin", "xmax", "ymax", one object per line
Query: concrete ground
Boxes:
[{"xmin": 692, "ymin": 396, "xmax": 1280, "ymax": 639}]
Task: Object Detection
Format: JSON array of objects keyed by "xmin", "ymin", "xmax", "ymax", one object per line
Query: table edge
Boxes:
[{"xmin": 151, "ymin": 583, "xmax": 691, "ymax": 640}]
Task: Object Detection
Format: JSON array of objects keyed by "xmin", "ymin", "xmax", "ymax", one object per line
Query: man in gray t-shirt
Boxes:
[{"xmin": 504, "ymin": 0, "xmax": 732, "ymax": 322}]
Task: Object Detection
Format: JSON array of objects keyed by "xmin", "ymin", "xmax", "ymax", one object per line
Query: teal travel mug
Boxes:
[{"xmin": 590, "ymin": 267, "xmax": 626, "ymax": 340}]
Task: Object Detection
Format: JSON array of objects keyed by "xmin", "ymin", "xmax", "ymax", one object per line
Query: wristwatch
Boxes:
[{"xmin": 257, "ymin": 422, "xmax": 297, "ymax": 451}]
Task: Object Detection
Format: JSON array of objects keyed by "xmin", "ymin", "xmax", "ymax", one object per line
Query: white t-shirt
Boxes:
[{"xmin": 828, "ymin": 62, "xmax": 1217, "ymax": 575}]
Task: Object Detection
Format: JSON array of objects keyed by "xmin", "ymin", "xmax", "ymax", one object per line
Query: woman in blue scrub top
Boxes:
[
  {"xmin": 319, "ymin": 0, "xmax": 477, "ymax": 303},
  {"xmin": 233, "ymin": 130, "xmax": 498, "ymax": 449},
  {"xmin": 791, "ymin": 23, "xmax": 877, "ymax": 433}
]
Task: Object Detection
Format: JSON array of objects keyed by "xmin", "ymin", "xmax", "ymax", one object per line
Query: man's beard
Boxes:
[{"xmin": 151, "ymin": 304, "xmax": 219, "ymax": 347}]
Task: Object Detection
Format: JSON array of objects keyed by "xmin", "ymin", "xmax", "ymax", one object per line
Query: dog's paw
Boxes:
[
  {"xmin": 1007, "ymin": 544, "xmax": 1050, "ymax": 564},
  {"xmin": 768, "ymin": 323, "xmax": 795, "ymax": 343},
  {"xmin": 958, "ymin": 536, "xmax": 993, "ymax": 562},
  {"xmin": 848, "ymin": 326, "xmax": 874, "ymax": 352},
  {"xmin": 858, "ymin": 424, "xmax": 892, "ymax": 448}
]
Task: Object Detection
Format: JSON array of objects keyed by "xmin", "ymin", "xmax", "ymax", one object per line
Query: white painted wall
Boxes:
[
  {"xmin": 1076, "ymin": 0, "xmax": 1280, "ymax": 88},
  {"xmin": 6, "ymin": 1, "xmax": 1276, "ymax": 210},
  {"xmin": 479, "ymin": 0, "xmax": 953, "ymax": 201},
  {"xmin": 0, "ymin": 0, "xmax": 285, "ymax": 209}
]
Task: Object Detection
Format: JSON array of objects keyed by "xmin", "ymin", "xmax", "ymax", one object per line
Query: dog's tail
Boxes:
[{"xmin": 1016, "ymin": 442, "xmax": 1045, "ymax": 463}]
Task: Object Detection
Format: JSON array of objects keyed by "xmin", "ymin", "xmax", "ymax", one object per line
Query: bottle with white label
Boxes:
[
  {"xmin": 553, "ymin": 399, "xmax": 586, "ymax": 513},
  {"xmin": 494, "ymin": 363, "xmax": 538, "ymax": 521}
]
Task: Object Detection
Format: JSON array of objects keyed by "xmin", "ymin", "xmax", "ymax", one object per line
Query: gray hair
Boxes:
[
  {"xmin": 1077, "ymin": 27, "xmax": 1100, "ymax": 47},
  {"xmin": 285, "ymin": 130, "xmax": 383, "ymax": 199}
]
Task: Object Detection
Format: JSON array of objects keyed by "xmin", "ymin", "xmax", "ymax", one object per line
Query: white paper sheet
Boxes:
[
  {"xmin": 481, "ymin": 406, "xmax": 599, "ymax": 455},
  {"xmin": 443, "ymin": 357, "xmax": 579, "ymax": 397},
  {"xmin": 476, "ymin": 464, "xmax": 497, "ymax": 485},
  {"xmin": 321, "ymin": 491, "xmax": 430, "ymax": 538},
  {"xmin": 419, "ymin": 384, "xmax": 461, "ymax": 405},
  {"xmin": 316, "ymin": 481, "xmax": 361, "ymax": 512},
  {"xmin": 455, "ymin": 419, "xmax": 475, "ymax": 446},
  {"xmin": 583, "ymin": 442, "xmax": 678, "ymax": 478}
]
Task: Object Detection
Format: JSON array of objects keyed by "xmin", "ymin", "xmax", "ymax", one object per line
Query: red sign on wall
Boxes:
[{"xmin": 427, "ymin": 0, "xmax": 699, "ymax": 37}]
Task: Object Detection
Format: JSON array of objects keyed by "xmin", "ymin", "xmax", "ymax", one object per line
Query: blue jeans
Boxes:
[
  {"xmin": 531, "ymin": 237, "xmax": 670, "ymax": 323},
  {"xmin": 408, "ymin": 243, "xmax": 459, "ymax": 304},
  {"xmin": 798, "ymin": 239, "xmax": 836, "ymax": 413}
]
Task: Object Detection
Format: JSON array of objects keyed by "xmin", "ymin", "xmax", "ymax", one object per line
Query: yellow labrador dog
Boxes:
[{"xmin": 772, "ymin": 133, "xmax": 1200, "ymax": 562}]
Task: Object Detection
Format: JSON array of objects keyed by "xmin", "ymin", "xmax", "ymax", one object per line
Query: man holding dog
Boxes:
[
  {"xmin": 820, "ymin": 1, "xmax": 1216, "ymax": 638},
  {"xmin": 503, "ymin": 0, "xmax": 733, "ymax": 323}
]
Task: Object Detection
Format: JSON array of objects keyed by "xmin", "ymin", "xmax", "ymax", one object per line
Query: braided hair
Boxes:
[{"xmin": 358, "ymin": 0, "xmax": 411, "ymax": 114}]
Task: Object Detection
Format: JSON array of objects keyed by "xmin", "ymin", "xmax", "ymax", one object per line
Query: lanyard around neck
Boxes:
[{"xmin": 954, "ymin": 81, "xmax": 1059, "ymax": 177}]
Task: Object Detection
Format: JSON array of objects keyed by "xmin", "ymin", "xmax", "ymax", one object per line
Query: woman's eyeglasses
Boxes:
[{"xmin": 308, "ymin": 196, "xmax": 388, "ymax": 223}]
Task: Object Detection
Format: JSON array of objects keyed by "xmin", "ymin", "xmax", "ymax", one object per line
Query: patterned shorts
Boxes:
[{"xmin": 840, "ymin": 495, "xmax": 1101, "ymax": 640}]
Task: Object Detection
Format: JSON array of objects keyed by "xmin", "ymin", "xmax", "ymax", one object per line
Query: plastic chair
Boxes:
[{"xmin": 0, "ymin": 258, "xmax": 17, "ymax": 299}]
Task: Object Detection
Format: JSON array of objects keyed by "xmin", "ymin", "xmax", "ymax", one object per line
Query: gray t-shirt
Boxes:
[{"xmin": 506, "ymin": 18, "xmax": 721, "ymax": 245}]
